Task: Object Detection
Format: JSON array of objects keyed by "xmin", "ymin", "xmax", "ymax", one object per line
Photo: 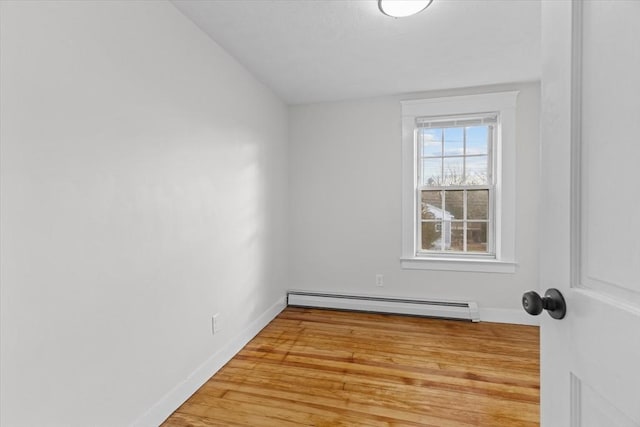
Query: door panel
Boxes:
[
  {"xmin": 540, "ymin": 1, "xmax": 640, "ymax": 426},
  {"xmin": 572, "ymin": 374, "xmax": 638, "ymax": 427},
  {"xmin": 580, "ymin": 0, "xmax": 640, "ymax": 301},
  {"xmin": 568, "ymin": 290, "xmax": 640, "ymax": 425}
]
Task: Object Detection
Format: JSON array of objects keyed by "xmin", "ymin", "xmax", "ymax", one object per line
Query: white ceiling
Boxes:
[{"xmin": 171, "ymin": 0, "xmax": 541, "ymax": 105}]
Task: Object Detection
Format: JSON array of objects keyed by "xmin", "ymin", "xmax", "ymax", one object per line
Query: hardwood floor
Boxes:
[{"xmin": 163, "ymin": 307, "xmax": 540, "ymax": 426}]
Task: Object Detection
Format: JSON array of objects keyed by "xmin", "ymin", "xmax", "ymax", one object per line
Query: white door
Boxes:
[{"xmin": 539, "ymin": 1, "xmax": 640, "ymax": 426}]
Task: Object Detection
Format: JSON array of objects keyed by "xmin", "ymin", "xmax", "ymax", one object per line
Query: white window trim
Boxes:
[{"xmin": 401, "ymin": 91, "xmax": 519, "ymax": 273}]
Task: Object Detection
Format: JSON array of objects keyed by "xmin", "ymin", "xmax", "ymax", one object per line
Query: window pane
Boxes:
[
  {"xmin": 465, "ymin": 155, "xmax": 488, "ymax": 184},
  {"xmin": 443, "ymin": 157, "xmax": 464, "ymax": 185},
  {"xmin": 467, "ymin": 222, "xmax": 488, "ymax": 253},
  {"xmin": 466, "ymin": 126, "xmax": 488, "ymax": 155},
  {"xmin": 422, "ymin": 158, "xmax": 442, "ymax": 185},
  {"xmin": 467, "ymin": 190, "xmax": 489, "ymax": 220},
  {"xmin": 445, "ymin": 221, "xmax": 464, "ymax": 252},
  {"xmin": 421, "ymin": 190, "xmax": 442, "ymax": 220},
  {"xmin": 444, "ymin": 190, "xmax": 463, "ymax": 219},
  {"xmin": 444, "ymin": 127, "xmax": 464, "ymax": 156},
  {"xmin": 421, "ymin": 221, "xmax": 442, "ymax": 251},
  {"xmin": 421, "ymin": 128, "xmax": 442, "ymax": 157}
]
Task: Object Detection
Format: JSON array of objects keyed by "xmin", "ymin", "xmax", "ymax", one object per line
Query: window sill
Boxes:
[{"xmin": 400, "ymin": 257, "xmax": 517, "ymax": 273}]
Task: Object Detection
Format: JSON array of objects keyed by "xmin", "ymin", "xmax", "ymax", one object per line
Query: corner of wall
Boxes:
[{"xmin": 132, "ymin": 296, "xmax": 287, "ymax": 427}]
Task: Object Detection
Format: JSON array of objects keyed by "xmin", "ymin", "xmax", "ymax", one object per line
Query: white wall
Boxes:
[
  {"xmin": 288, "ymin": 82, "xmax": 540, "ymax": 322},
  {"xmin": 0, "ymin": 1, "xmax": 288, "ymax": 426}
]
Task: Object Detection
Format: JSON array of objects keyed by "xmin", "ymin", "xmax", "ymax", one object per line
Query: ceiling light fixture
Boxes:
[{"xmin": 378, "ymin": 0, "xmax": 433, "ymax": 18}]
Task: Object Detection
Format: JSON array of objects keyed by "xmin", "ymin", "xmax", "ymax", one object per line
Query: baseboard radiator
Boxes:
[{"xmin": 287, "ymin": 291, "xmax": 480, "ymax": 322}]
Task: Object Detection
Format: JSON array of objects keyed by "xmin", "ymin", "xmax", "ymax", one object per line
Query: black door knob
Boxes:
[{"xmin": 522, "ymin": 288, "xmax": 566, "ymax": 319}]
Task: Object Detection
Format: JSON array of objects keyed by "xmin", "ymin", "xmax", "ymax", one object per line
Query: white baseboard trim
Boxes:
[
  {"xmin": 131, "ymin": 296, "xmax": 287, "ymax": 427},
  {"xmin": 478, "ymin": 307, "xmax": 540, "ymax": 326}
]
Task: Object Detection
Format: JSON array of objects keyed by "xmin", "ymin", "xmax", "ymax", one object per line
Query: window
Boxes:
[
  {"xmin": 401, "ymin": 92, "xmax": 518, "ymax": 273},
  {"xmin": 418, "ymin": 115, "xmax": 495, "ymax": 255}
]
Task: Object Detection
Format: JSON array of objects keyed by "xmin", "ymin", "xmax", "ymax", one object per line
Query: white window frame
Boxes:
[{"xmin": 401, "ymin": 92, "xmax": 519, "ymax": 273}]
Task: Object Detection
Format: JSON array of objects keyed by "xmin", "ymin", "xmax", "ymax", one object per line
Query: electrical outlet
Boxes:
[
  {"xmin": 376, "ymin": 274, "xmax": 384, "ymax": 287},
  {"xmin": 212, "ymin": 313, "xmax": 221, "ymax": 335}
]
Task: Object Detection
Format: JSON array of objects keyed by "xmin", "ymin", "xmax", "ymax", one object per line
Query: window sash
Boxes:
[
  {"xmin": 417, "ymin": 122, "xmax": 495, "ymax": 187},
  {"xmin": 416, "ymin": 186, "xmax": 495, "ymax": 256}
]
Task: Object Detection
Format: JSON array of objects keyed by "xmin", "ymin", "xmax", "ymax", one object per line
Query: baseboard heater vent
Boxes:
[{"xmin": 287, "ymin": 291, "xmax": 479, "ymax": 322}]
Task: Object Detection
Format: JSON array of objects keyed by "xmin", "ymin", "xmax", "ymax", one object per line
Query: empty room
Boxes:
[{"xmin": 1, "ymin": 0, "xmax": 639, "ymax": 426}]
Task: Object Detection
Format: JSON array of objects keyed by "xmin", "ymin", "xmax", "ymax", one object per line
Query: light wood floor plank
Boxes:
[{"xmin": 163, "ymin": 307, "xmax": 539, "ymax": 426}]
